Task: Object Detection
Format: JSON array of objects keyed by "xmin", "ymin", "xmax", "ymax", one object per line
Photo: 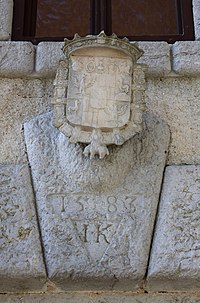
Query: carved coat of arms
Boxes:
[{"xmin": 52, "ymin": 32, "xmax": 145, "ymax": 159}]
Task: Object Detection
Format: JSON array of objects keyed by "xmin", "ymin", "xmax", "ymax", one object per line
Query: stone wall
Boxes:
[{"xmin": 0, "ymin": 0, "xmax": 200, "ymax": 302}]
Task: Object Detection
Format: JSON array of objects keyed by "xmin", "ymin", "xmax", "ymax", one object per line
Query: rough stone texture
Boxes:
[
  {"xmin": 35, "ymin": 41, "xmax": 171, "ymax": 78},
  {"xmin": 0, "ymin": 42, "xmax": 35, "ymax": 77},
  {"xmin": 1, "ymin": 76, "xmax": 199, "ymax": 166},
  {"xmin": 146, "ymin": 77, "xmax": 200, "ymax": 164},
  {"xmin": 0, "ymin": 78, "xmax": 52, "ymax": 164},
  {"xmin": 147, "ymin": 165, "xmax": 200, "ymax": 291},
  {"xmin": 35, "ymin": 42, "xmax": 65, "ymax": 77},
  {"xmin": 0, "ymin": 293, "xmax": 200, "ymax": 303},
  {"xmin": 0, "ymin": 0, "xmax": 13, "ymax": 40},
  {"xmin": 172, "ymin": 41, "xmax": 200, "ymax": 76},
  {"xmin": 0, "ymin": 164, "xmax": 46, "ymax": 292},
  {"xmin": 193, "ymin": 0, "xmax": 200, "ymax": 40},
  {"xmin": 24, "ymin": 111, "xmax": 169, "ymax": 291},
  {"xmin": 137, "ymin": 42, "xmax": 171, "ymax": 77}
]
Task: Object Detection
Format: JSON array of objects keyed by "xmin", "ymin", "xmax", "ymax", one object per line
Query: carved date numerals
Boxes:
[{"xmin": 46, "ymin": 193, "xmax": 137, "ymax": 217}]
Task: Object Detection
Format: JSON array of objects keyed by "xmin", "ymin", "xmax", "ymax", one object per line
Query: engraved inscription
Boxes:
[
  {"xmin": 46, "ymin": 193, "xmax": 137, "ymax": 262},
  {"xmin": 67, "ymin": 56, "xmax": 132, "ymax": 129},
  {"xmin": 46, "ymin": 194, "xmax": 137, "ymax": 219},
  {"xmin": 75, "ymin": 222, "xmax": 112, "ymax": 244}
]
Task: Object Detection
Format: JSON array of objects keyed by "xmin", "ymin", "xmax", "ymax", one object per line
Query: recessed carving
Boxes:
[{"xmin": 52, "ymin": 32, "xmax": 145, "ymax": 159}]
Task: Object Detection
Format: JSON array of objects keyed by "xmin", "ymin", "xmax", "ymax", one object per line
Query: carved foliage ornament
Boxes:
[{"xmin": 52, "ymin": 32, "xmax": 146, "ymax": 159}]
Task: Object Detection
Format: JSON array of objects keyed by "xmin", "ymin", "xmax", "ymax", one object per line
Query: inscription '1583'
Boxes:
[
  {"xmin": 46, "ymin": 193, "xmax": 137, "ymax": 217},
  {"xmin": 46, "ymin": 193, "xmax": 137, "ymax": 248}
]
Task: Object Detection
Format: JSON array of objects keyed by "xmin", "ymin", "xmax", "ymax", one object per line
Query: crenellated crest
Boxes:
[{"xmin": 52, "ymin": 32, "xmax": 146, "ymax": 159}]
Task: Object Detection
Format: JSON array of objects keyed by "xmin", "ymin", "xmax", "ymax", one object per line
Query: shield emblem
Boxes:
[
  {"xmin": 52, "ymin": 32, "xmax": 145, "ymax": 159},
  {"xmin": 67, "ymin": 56, "xmax": 132, "ymax": 129}
]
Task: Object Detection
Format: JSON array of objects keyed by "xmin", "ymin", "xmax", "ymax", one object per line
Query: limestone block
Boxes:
[
  {"xmin": 172, "ymin": 41, "xmax": 200, "ymax": 76},
  {"xmin": 0, "ymin": 0, "xmax": 13, "ymax": 40},
  {"xmin": 147, "ymin": 165, "xmax": 200, "ymax": 291},
  {"xmin": 24, "ymin": 112, "xmax": 169, "ymax": 291},
  {"xmin": 146, "ymin": 77, "xmax": 200, "ymax": 164},
  {"xmin": 35, "ymin": 42, "xmax": 65, "ymax": 77},
  {"xmin": 137, "ymin": 42, "xmax": 171, "ymax": 77},
  {"xmin": 193, "ymin": 0, "xmax": 200, "ymax": 40},
  {"xmin": 0, "ymin": 293, "xmax": 200, "ymax": 303},
  {"xmin": 0, "ymin": 78, "xmax": 52, "ymax": 164},
  {"xmin": 0, "ymin": 42, "xmax": 35, "ymax": 77},
  {"xmin": 0, "ymin": 164, "xmax": 46, "ymax": 292}
]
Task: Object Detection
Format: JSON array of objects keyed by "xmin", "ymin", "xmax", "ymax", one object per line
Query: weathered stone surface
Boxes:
[
  {"xmin": 193, "ymin": 0, "xmax": 200, "ymax": 40},
  {"xmin": 24, "ymin": 112, "xmax": 169, "ymax": 291},
  {"xmin": 0, "ymin": 293, "xmax": 200, "ymax": 303},
  {"xmin": 137, "ymin": 42, "xmax": 171, "ymax": 77},
  {"xmin": 0, "ymin": 0, "xmax": 13, "ymax": 40},
  {"xmin": 0, "ymin": 42, "xmax": 35, "ymax": 77},
  {"xmin": 35, "ymin": 41, "xmax": 172, "ymax": 78},
  {"xmin": 0, "ymin": 78, "xmax": 52, "ymax": 164},
  {"xmin": 35, "ymin": 42, "xmax": 64, "ymax": 77},
  {"xmin": 146, "ymin": 77, "xmax": 200, "ymax": 164},
  {"xmin": 172, "ymin": 41, "xmax": 200, "ymax": 76},
  {"xmin": 147, "ymin": 165, "xmax": 200, "ymax": 291},
  {"xmin": 1, "ymin": 76, "xmax": 199, "ymax": 166},
  {"xmin": 0, "ymin": 164, "xmax": 46, "ymax": 292}
]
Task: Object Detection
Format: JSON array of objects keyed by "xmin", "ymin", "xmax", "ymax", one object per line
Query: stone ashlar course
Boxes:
[
  {"xmin": 0, "ymin": 164, "xmax": 46, "ymax": 292},
  {"xmin": 147, "ymin": 165, "xmax": 200, "ymax": 291}
]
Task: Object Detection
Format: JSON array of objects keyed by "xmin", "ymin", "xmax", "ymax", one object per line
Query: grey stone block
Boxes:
[
  {"xmin": 35, "ymin": 41, "xmax": 171, "ymax": 78},
  {"xmin": 147, "ymin": 165, "xmax": 200, "ymax": 291},
  {"xmin": 0, "ymin": 42, "xmax": 35, "ymax": 77},
  {"xmin": 172, "ymin": 41, "xmax": 200, "ymax": 76},
  {"xmin": 24, "ymin": 112, "xmax": 169, "ymax": 291},
  {"xmin": 0, "ymin": 78, "xmax": 52, "ymax": 164},
  {"xmin": 146, "ymin": 77, "xmax": 200, "ymax": 165},
  {"xmin": 137, "ymin": 42, "xmax": 171, "ymax": 77},
  {"xmin": 0, "ymin": 0, "xmax": 13, "ymax": 40},
  {"xmin": 35, "ymin": 42, "xmax": 65, "ymax": 77},
  {"xmin": 193, "ymin": 0, "xmax": 200, "ymax": 40},
  {"xmin": 0, "ymin": 293, "xmax": 200, "ymax": 303},
  {"xmin": 0, "ymin": 164, "xmax": 46, "ymax": 292}
]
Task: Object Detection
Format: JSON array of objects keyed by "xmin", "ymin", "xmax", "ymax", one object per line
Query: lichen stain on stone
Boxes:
[{"xmin": 18, "ymin": 227, "xmax": 31, "ymax": 240}]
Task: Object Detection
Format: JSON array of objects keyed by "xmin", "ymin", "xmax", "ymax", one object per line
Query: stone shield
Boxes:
[{"xmin": 52, "ymin": 32, "xmax": 145, "ymax": 158}]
